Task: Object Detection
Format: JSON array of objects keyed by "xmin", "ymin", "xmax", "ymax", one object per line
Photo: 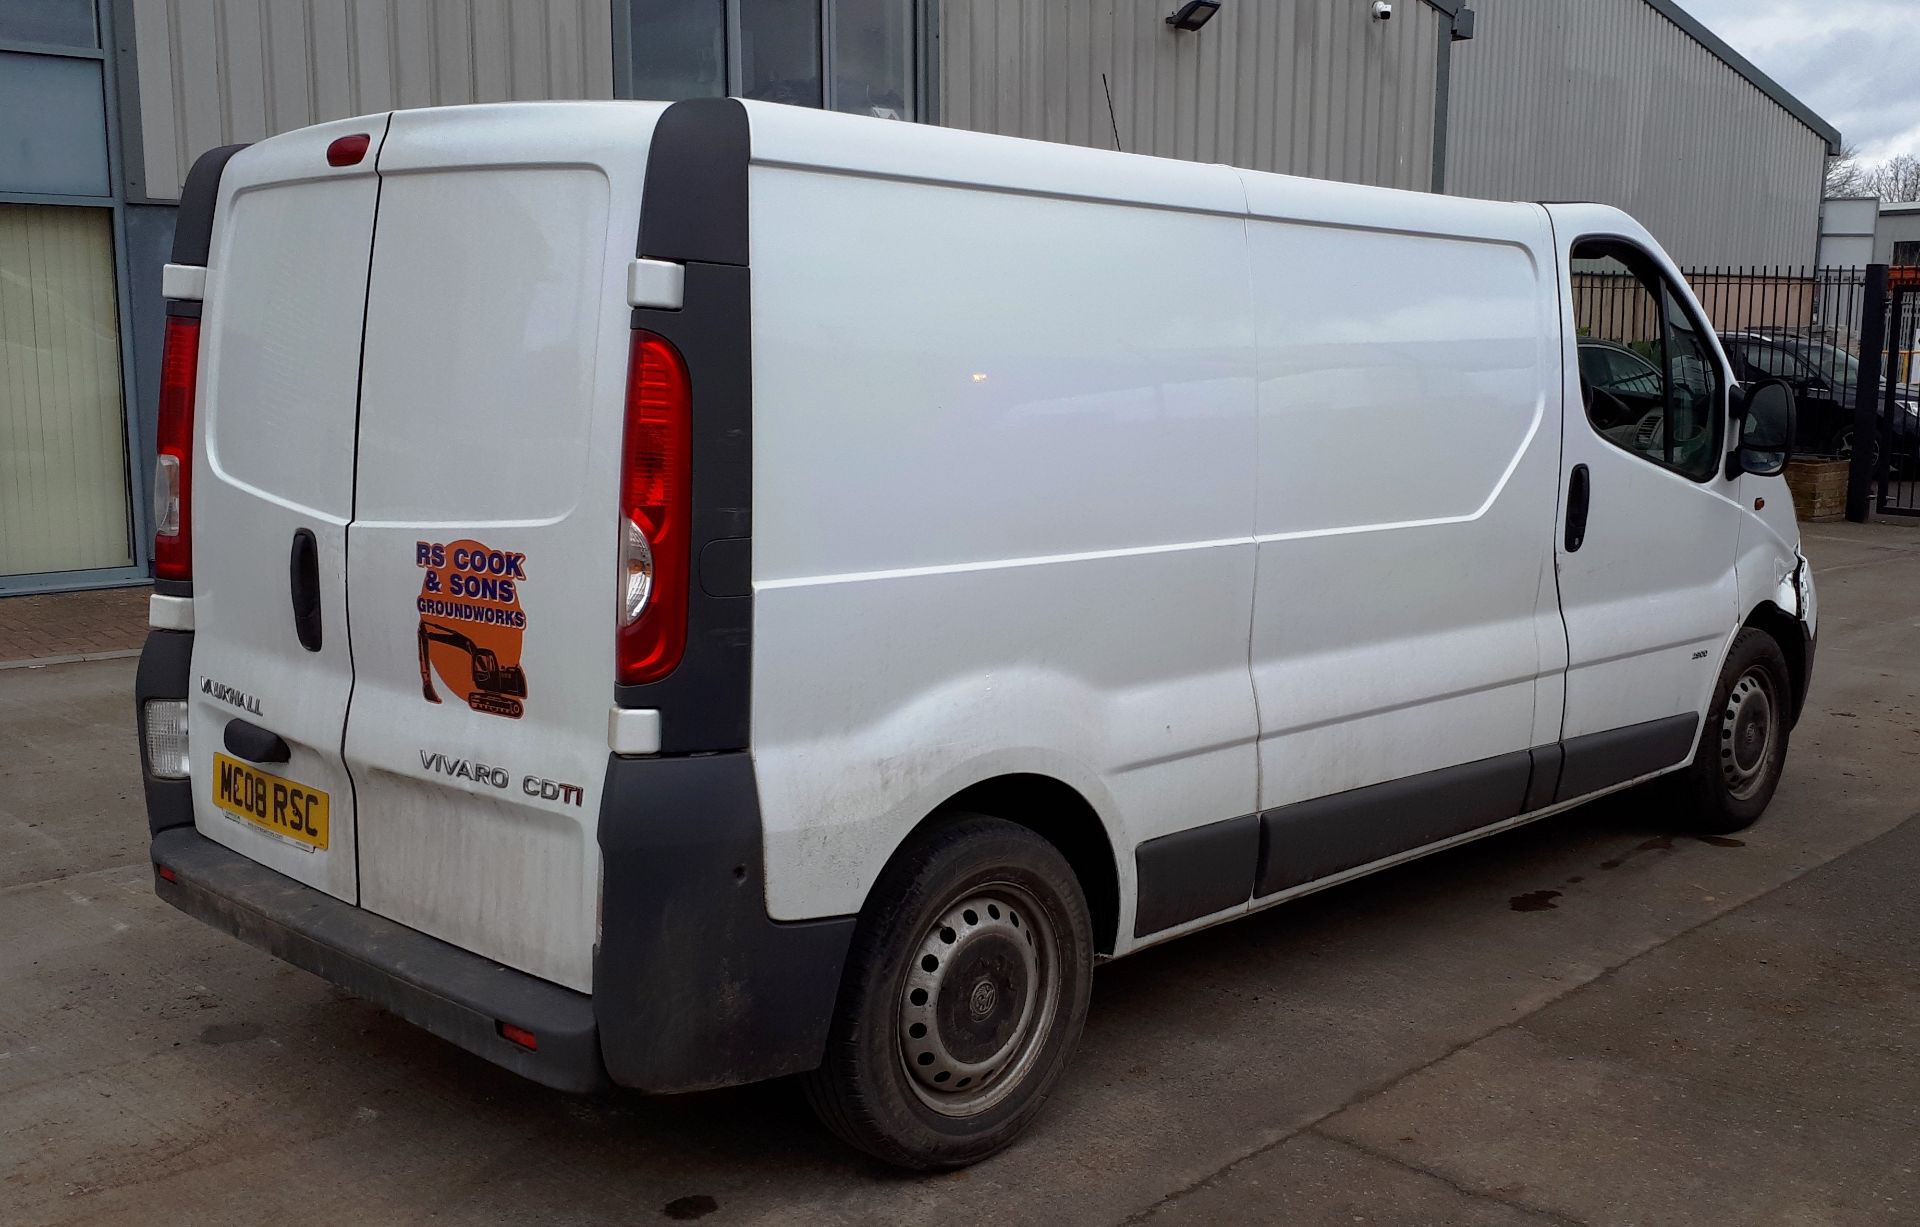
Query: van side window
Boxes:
[{"xmin": 1571, "ymin": 241, "xmax": 1723, "ymax": 482}]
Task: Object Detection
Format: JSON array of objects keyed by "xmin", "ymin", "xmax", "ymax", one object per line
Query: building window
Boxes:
[
  {"xmin": 830, "ymin": 0, "xmax": 914, "ymax": 119},
  {"xmin": 0, "ymin": 0, "xmax": 98, "ymax": 49},
  {"xmin": 0, "ymin": 204, "xmax": 133, "ymax": 576},
  {"xmin": 739, "ymin": 0, "xmax": 822, "ymax": 106},
  {"xmin": 1895, "ymin": 241, "xmax": 1920, "ymax": 267},
  {"xmin": 628, "ymin": 0, "xmax": 727, "ymax": 101},
  {"xmin": 625, "ymin": 1, "xmax": 917, "ymax": 120}
]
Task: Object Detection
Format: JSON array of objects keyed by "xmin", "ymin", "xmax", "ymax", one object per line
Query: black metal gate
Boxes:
[{"xmin": 1875, "ymin": 271, "xmax": 1920, "ymax": 516}]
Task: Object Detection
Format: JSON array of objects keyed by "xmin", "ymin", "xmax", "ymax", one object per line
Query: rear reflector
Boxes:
[
  {"xmin": 326, "ymin": 134, "xmax": 370, "ymax": 166},
  {"xmin": 153, "ymin": 317, "xmax": 200, "ymax": 581},
  {"xmin": 616, "ymin": 332, "xmax": 692, "ymax": 686},
  {"xmin": 156, "ymin": 865, "xmax": 178, "ymax": 884},
  {"xmin": 498, "ymin": 1022, "xmax": 539, "ymax": 1051}
]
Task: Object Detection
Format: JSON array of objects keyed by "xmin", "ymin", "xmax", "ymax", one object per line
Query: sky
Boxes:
[{"xmin": 1675, "ymin": 0, "xmax": 1920, "ymax": 161}]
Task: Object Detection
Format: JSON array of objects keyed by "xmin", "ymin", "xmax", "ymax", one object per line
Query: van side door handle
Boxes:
[
  {"xmin": 289, "ymin": 528, "xmax": 323, "ymax": 652},
  {"xmin": 1565, "ymin": 465, "xmax": 1591, "ymax": 553}
]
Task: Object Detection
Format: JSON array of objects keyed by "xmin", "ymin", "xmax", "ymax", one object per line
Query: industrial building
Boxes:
[
  {"xmin": 1877, "ymin": 203, "xmax": 1920, "ymax": 268},
  {"xmin": 0, "ymin": 0, "xmax": 1842, "ymax": 592}
]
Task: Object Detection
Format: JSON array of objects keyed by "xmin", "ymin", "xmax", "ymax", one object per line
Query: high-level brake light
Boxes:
[{"xmin": 326, "ymin": 134, "xmax": 370, "ymax": 166}]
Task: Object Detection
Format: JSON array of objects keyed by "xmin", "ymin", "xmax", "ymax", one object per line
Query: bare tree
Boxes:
[
  {"xmin": 1826, "ymin": 145, "xmax": 1873, "ymax": 197},
  {"xmin": 1871, "ymin": 154, "xmax": 1920, "ymax": 203},
  {"xmin": 1829, "ymin": 150, "xmax": 1920, "ymax": 203}
]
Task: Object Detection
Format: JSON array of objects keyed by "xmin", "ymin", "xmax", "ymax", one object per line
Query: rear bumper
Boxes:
[
  {"xmin": 593, "ymin": 752, "xmax": 857, "ymax": 1092},
  {"xmin": 139, "ymin": 629, "xmax": 854, "ymax": 1096},
  {"xmin": 151, "ymin": 826, "xmax": 608, "ymax": 1093}
]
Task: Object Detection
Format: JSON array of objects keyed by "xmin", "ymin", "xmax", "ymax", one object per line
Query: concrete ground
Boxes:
[{"xmin": 2, "ymin": 520, "xmax": 1917, "ymax": 1226}]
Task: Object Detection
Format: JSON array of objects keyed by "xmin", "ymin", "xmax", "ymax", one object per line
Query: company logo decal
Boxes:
[{"xmin": 415, "ymin": 539, "xmax": 530, "ymax": 719}]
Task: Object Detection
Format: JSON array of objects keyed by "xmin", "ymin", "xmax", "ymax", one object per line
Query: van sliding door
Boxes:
[{"xmin": 1241, "ymin": 183, "xmax": 1568, "ymax": 898}]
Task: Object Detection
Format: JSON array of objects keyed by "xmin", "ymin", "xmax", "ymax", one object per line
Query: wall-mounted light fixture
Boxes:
[{"xmin": 1166, "ymin": 1, "xmax": 1221, "ymax": 32}]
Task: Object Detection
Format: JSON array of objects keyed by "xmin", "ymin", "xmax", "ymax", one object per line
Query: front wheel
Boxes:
[
  {"xmin": 802, "ymin": 815, "xmax": 1094, "ymax": 1169},
  {"xmin": 1665, "ymin": 629, "xmax": 1793, "ymax": 835},
  {"xmin": 1832, "ymin": 426, "xmax": 1884, "ymax": 476}
]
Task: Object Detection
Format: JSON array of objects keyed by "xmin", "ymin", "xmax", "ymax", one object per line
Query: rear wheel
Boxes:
[
  {"xmin": 1664, "ymin": 629, "xmax": 1793, "ymax": 835},
  {"xmin": 803, "ymin": 815, "xmax": 1094, "ymax": 1169}
]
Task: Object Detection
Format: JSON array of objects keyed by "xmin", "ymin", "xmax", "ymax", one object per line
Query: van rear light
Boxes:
[
  {"xmin": 143, "ymin": 699, "xmax": 190, "ymax": 779},
  {"xmin": 156, "ymin": 865, "xmax": 178, "ymax": 884},
  {"xmin": 153, "ymin": 316, "xmax": 201, "ymax": 581},
  {"xmin": 616, "ymin": 332, "xmax": 692, "ymax": 686}
]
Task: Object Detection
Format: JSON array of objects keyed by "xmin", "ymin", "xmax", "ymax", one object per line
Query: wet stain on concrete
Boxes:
[
  {"xmin": 1601, "ymin": 835, "xmax": 1675, "ymax": 870},
  {"xmin": 1510, "ymin": 890, "xmax": 1562, "ymax": 912},
  {"xmin": 663, "ymin": 1195, "xmax": 719, "ymax": 1221},
  {"xmin": 1697, "ymin": 835, "xmax": 1746, "ymax": 847},
  {"xmin": 197, "ymin": 1021, "xmax": 262, "ymax": 1046}
]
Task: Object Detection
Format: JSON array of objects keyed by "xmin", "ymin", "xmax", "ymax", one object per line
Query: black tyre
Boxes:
[
  {"xmin": 1665, "ymin": 629, "xmax": 1793, "ymax": 835},
  {"xmin": 802, "ymin": 814, "xmax": 1094, "ymax": 1170}
]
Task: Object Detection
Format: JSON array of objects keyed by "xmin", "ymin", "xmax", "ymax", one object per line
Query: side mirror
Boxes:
[{"xmin": 1730, "ymin": 379, "xmax": 1794, "ymax": 479}]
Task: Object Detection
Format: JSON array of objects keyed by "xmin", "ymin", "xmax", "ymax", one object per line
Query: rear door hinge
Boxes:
[{"xmin": 627, "ymin": 259, "xmax": 684, "ymax": 311}]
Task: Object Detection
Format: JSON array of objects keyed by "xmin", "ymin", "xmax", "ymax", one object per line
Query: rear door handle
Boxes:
[
  {"xmin": 1565, "ymin": 464, "xmax": 1591, "ymax": 553},
  {"xmin": 225, "ymin": 718, "xmax": 290, "ymax": 764},
  {"xmin": 289, "ymin": 528, "xmax": 322, "ymax": 652}
]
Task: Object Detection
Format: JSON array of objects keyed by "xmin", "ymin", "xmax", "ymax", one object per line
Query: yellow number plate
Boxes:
[{"xmin": 211, "ymin": 752, "xmax": 330, "ymax": 851}]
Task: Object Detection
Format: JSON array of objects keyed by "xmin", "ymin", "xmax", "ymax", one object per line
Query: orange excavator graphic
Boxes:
[{"xmin": 417, "ymin": 620, "xmax": 528, "ymax": 719}]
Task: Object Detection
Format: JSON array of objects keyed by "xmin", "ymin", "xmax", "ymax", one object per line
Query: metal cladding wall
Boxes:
[
  {"xmin": 1877, "ymin": 207, "xmax": 1920, "ymax": 267},
  {"xmin": 126, "ymin": 0, "xmax": 614, "ymax": 201},
  {"xmin": 936, "ymin": 0, "xmax": 1443, "ymax": 192},
  {"xmin": 1446, "ymin": 0, "xmax": 1830, "ymax": 267}
]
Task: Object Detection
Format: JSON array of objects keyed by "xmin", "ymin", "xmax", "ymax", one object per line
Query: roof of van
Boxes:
[{"xmin": 740, "ymin": 100, "xmax": 1559, "ymax": 240}]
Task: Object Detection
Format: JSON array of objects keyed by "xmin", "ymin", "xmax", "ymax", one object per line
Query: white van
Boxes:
[{"xmin": 135, "ymin": 99, "xmax": 1816, "ymax": 1169}]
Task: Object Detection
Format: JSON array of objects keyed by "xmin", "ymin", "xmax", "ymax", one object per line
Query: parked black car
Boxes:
[{"xmin": 1720, "ymin": 331, "xmax": 1920, "ymax": 467}]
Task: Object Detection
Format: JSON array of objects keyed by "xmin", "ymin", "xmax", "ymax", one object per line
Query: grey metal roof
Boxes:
[
  {"xmin": 1424, "ymin": 0, "xmax": 1842, "ymax": 153},
  {"xmin": 1627, "ymin": 0, "xmax": 1841, "ymax": 152}
]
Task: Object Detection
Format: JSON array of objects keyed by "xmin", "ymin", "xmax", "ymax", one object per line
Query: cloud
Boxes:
[{"xmin": 1673, "ymin": 0, "xmax": 1920, "ymax": 159}]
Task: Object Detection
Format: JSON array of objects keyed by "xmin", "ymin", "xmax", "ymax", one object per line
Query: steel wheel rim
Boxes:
[
  {"xmin": 897, "ymin": 882, "xmax": 1059, "ymax": 1117},
  {"xmin": 1720, "ymin": 666, "xmax": 1777, "ymax": 801}
]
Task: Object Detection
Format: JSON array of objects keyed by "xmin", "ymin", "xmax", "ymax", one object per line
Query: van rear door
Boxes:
[
  {"xmin": 187, "ymin": 116, "xmax": 390, "ymax": 902},
  {"xmin": 341, "ymin": 104, "xmax": 665, "ymax": 992}
]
